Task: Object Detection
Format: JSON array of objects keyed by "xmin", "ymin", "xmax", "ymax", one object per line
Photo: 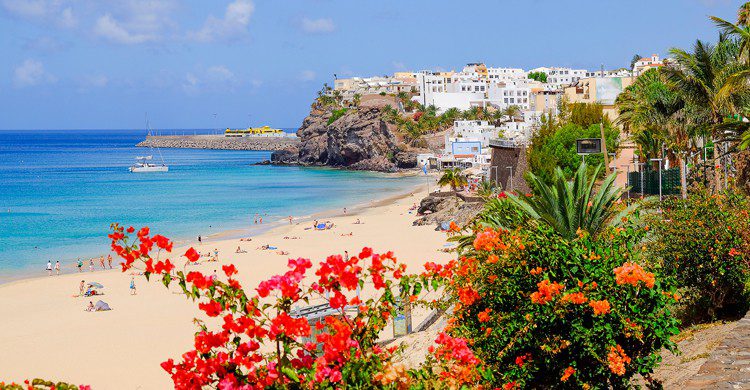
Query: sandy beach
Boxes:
[{"xmin": 0, "ymin": 185, "xmax": 454, "ymax": 389}]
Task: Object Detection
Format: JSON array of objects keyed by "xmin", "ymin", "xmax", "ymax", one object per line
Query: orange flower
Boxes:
[
  {"xmin": 530, "ymin": 266, "xmax": 543, "ymax": 275},
  {"xmin": 473, "ymin": 228, "xmax": 501, "ymax": 251},
  {"xmin": 449, "ymin": 221, "xmax": 460, "ymax": 233},
  {"xmin": 589, "ymin": 300, "xmax": 611, "ymax": 315},
  {"xmin": 613, "ymin": 262, "xmax": 655, "ymax": 288},
  {"xmin": 561, "ymin": 366, "xmax": 575, "ymax": 382},
  {"xmin": 458, "ymin": 286, "xmax": 480, "ymax": 305},
  {"xmin": 488, "ymin": 275, "xmax": 498, "ymax": 283},
  {"xmin": 487, "ymin": 254, "xmax": 500, "ymax": 264},
  {"xmin": 477, "ymin": 308, "xmax": 491, "ymax": 323},
  {"xmin": 561, "ymin": 292, "xmax": 588, "ymax": 304},
  {"xmin": 530, "ymin": 280, "xmax": 564, "ymax": 304},
  {"xmin": 729, "ymin": 248, "xmax": 740, "ymax": 256},
  {"xmin": 607, "ymin": 345, "xmax": 631, "ymax": 376}
]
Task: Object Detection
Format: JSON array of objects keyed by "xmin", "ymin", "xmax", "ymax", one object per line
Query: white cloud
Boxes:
[
  {"xmin": 13, "ymin": 59, "xmax": 55, "ymax": 87},
  {"xmin": 1, "ymin": 0, "xmax": 77, "ymax": 28},
  {"xmin": 188, "ymin": 0, "xmax": 254, "ymax": 43},
  {"xmin": 59, "ymin": 7, "xmax": 76, "ymax": 28},
  {"xmin": 299, "ymin": 70, "xmax": 316, "ymax": 81},
  {"xmin": 94, "ymin": 13, "xmax": 156, "ymax": 44},
  {"xmin": 300, "ymin": 17, "xmax": 334, "ymax": 33},
  {"xmin": 182, "ymin": 65, "xmax": 242, "ymax": 95},
  {"xmin": 206, "ymin": 65, "xmax": 235, "ymax": 82}
]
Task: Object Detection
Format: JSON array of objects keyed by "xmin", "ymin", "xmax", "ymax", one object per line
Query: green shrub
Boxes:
[
  {"xmin": 646, "ymin": 188, "xmax": 750, "ymax": 321},
  {"xmin": 327, "ymin": 108, "xmax": 349, "ymax": 125},
  {"xmin": 430, "ymin": 213, "xmax": 679, "ymax": 388}
]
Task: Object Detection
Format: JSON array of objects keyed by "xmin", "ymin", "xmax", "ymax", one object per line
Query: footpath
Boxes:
[{"xmin": 684, "ymin": 312, "xmax": 750, "ymax": 389}]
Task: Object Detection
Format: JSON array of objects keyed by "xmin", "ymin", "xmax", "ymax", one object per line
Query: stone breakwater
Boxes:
[{"xmin": 136, "ymin": 135, "xmax": 300, "ymax": 151}]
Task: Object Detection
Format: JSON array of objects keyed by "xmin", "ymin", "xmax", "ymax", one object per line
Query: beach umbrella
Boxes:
[{"xmin": 87, "ymin": 282, "xmax": 104, "ymax": 289}]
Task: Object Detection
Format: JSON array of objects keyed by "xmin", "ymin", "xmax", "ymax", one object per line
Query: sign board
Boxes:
[{"xmin": 576, "ymin": 138, "xmax": 602, "ymax": 155}]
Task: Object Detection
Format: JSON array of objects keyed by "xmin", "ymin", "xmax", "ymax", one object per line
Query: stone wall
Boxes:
[
  {"xmin": 489, "ymin": 145, "xmax": 530, "ymax": 193},
  {"xmin": 137, "ymin": 135, "xmax": 300, "ymax": 151}
]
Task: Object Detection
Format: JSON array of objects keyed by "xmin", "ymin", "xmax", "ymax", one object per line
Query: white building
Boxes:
[
  {"xmin": 528, "ymin": 67, "xmax": 588, "ymax": 88},
  {"xmin": 633, "ymin": 54, "xmax": 664, "ymax": 76}
]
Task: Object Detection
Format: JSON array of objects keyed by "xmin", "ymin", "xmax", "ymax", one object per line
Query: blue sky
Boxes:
[{"xmin": 0, "ymin": 0, "xmax": 742, "ymax": 130}]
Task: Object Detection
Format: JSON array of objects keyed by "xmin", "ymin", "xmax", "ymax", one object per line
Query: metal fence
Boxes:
[{"xmin": 627, "ymin": 167, "xmax": 681, "ymax": 196}]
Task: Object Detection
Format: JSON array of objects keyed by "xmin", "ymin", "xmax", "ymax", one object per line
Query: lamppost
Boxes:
[
  {"xmin": 637, "ymin": 162, "xmax": 646, "ymax": 198},
  {"xmin": 621, "ymin": 164, "xmax": 631, "ymax": 199},
  {"xmin": 506, "ymin": 166, "xmax": 514, "ymax": 192},
  {"xmin": 650, "ymin": 158, "xmax": 663, "ymax": 202}
]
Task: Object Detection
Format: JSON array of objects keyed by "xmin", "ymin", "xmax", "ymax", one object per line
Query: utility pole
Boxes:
[{"xmin": 600, "ymin": 123, "xmax": 610, "ymax": 171}]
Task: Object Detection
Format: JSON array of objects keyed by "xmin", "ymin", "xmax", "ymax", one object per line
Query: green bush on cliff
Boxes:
[{"xmin": 327, "ymin": 108, "xmax": 349, "ymax": 125}]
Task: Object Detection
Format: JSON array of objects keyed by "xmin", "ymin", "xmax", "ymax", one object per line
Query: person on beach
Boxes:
[
  {"xmin": 99, "ymin": 256, "xmax": 105, "ymax": 269},
  {"xmin": 46, "ymin": 260, "xmax": 52, "ymax": 276},
  {"xmin": 77, "ymin": 258, "xmax": 83, "ymax": 272},
  {"xmin": 214, "ymin": 249, "xmax": 219, "ymax": 262},
  {"xmin": 254, "ymin": 214, "xmax": 258, "ymax": 224},
  {"xmin": 344, "ymin": 251, "xmax": 349, "ymax": 261},
  {"xmin": 89, "ymin": 258, "xmax": 94, "ymax": 272},
  {"xmin": 288, "ymin": 215, "xmax": 293, "ymax": 225},
  {"xmin": 55, "ymin": 261, "xmax": 60, "ymax": 275},
  {"xmin": 211, "ymin": 270, "xmax": 218, "ymax": 282},
  {"xmin": 259, "ymin": 216, "xmax": 263, "ymax": 224},
  {"xmin": 198, "ymin": 235, "xmax": 202, "ymax": 245},
  {"xmin": 79, "ymin": 280, "xmax": 85, "ymax": 296},
  {"xmin": 107, "ymin": 254, "xmax": 113, "ymax": 269},
  {"xmin": 343, "ymin": 207, "xmax": 347, "ymax": 214},
  {"xmin": 86, "ymin": 301, "xmax": 94, "ymax": 311},
  {"xmin": 130, "ymin": 277, "xmax": 136, "ymax": 295}
]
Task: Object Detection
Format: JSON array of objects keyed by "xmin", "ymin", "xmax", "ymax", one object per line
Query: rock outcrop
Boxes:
[
  {"xmin": 413, "ymin": 193, "xmax": 484, "ymax": 229},
  {"xmin": 293, "ymin": 106, "xmax": 417, "ymax": 172}
]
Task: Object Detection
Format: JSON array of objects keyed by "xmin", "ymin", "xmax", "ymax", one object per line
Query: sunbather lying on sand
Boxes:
[{"xmin": 276, "ymin": 250, "xmax": 289, "ymax": 255}]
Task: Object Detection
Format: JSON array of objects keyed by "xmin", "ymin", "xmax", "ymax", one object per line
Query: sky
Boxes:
[{"xmin": 0, "ymin": 0, "xmax": 743, "ymax": 130}]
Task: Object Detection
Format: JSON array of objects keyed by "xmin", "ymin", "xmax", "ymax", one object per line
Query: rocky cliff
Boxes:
[{"xmin": 278, "ymin": 106, "xmax": 417, "ymax": 172}]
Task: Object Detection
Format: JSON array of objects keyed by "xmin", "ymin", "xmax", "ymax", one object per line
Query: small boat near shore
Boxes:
[
  {"xmin": 130, "ymin": 116, "xmax": 169, "ymax": 173},
  {"xmin": 129, "ymin": 155, "xmax": 168, "ymax": 173}
]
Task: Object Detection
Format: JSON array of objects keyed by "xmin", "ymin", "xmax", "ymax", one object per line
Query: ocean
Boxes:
[{"xmin": 0, "ymin": 130, "xmax": 424, "ymax": 280}]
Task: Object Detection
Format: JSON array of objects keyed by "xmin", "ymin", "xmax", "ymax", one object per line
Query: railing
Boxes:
[{"xmin": 489, "ymin": 138, "xmax": 525, "ymax": 148}]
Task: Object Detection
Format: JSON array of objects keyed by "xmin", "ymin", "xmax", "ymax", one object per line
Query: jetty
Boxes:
[{"xmin": 136, "ymin": 134, "xmax": 300, "ymax": 151}]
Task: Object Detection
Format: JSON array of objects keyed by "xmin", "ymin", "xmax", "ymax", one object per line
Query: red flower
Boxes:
[
  {"xmin": 477, "ymin": 308, "xmax": 491, "ymax": 323},
  {"xmin": 199, "ymin": 301, "xmax": 223, "ymax": 317},
  {"xmin": 126, "ymin": 226, "xmax": 135, "ymax": 233},
  {"xmin": 152, "ymin": 234, "xmax": 173, "ymax": 252},
  {"xmin": 222, "ymin": 264, "xmax": 237, "ymax": 277},
  {"xmin": 729, "ymin": 248, "xmax": 740, "ymax": 256},
  {"xmin": 359, "ymin": 247, "xmax": 373, "ymax": 259},
  {"xmin": 137, "ymin": 226, "xmax": 150, "ymax": 238},
  {"xmin": 561, "ymin": 366, "xmax": 575, "ymax": 382},
  {"xmin": 184, "ymin": 248, "xmax": 200, "ymax": 262}
]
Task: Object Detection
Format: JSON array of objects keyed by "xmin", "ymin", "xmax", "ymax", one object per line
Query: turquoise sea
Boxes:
[{"xmin": 0, "ymin": 130, "xmax": 423, "ymax": 281}]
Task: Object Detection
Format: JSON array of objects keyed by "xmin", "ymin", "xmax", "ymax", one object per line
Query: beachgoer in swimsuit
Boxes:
[
  {"xmin": 89, "ymin": 258, "xmax": 94, "ymax": 272},
  {"xmin": 55, "ymin": 261, "xmax": 60, "ymax": 275},
  {"xmin": 107, "ymin": 255, "xmax": 112, "ymax": 269},
  {"xmin": 46, "ymin": 260, "xmax": 52, "ymax": 276},
  {"xmin": 130, "ymin": 277, "xmax": 136, "ymax": 295},
  {"xmin": 77, "ymin": 258, "xmax": 83, "ymax": 272},
  {"xmin": 79, "ymin": 280, "xmax": 85, "ymax": 296}
]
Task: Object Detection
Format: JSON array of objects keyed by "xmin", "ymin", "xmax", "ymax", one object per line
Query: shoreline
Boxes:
[
  {"xmin": 0, "ymin": 176, "xmax": 452, "ymax": 389},
  {"xmin": 0, "ymin": 175, "xmax": 433, "ymax": 287}
]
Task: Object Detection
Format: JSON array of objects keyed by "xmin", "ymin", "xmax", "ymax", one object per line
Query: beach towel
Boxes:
[{"xmin": 94, "ymin": 300, "xmax": 111, "ymax": 311}]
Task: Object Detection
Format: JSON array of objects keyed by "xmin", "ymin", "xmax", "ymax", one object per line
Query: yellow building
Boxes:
[{"xmin": 563, "ymin": 76, "xmax": 634, "ymax": 122}]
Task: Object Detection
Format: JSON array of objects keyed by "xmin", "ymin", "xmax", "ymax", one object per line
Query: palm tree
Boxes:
[
  {"xmin": 740, "ymin": 2, "xmax": 750, "ymax": 26},
  {"xmin": 664, "ymin": 38, "xmax": 750, "ymax": 192},
  {"xmin": 506, "ymin": 163, "xmax": 629, "ymax": 240},
  {"xmin": 615, "ymin": 68, "xmax": 704, "ymax": 198},
  {"xmin": 437, "ymin": 168, "xmax": 468, "ymax": 191},
  {"xmin": 477, "ymin": 180, "xmax": 498, "ymax": 199}
]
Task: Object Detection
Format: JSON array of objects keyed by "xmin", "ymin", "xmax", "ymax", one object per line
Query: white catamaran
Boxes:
[{"xmin": 130, "ymin": 118, "xmax": 169, "ymax": 173}]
